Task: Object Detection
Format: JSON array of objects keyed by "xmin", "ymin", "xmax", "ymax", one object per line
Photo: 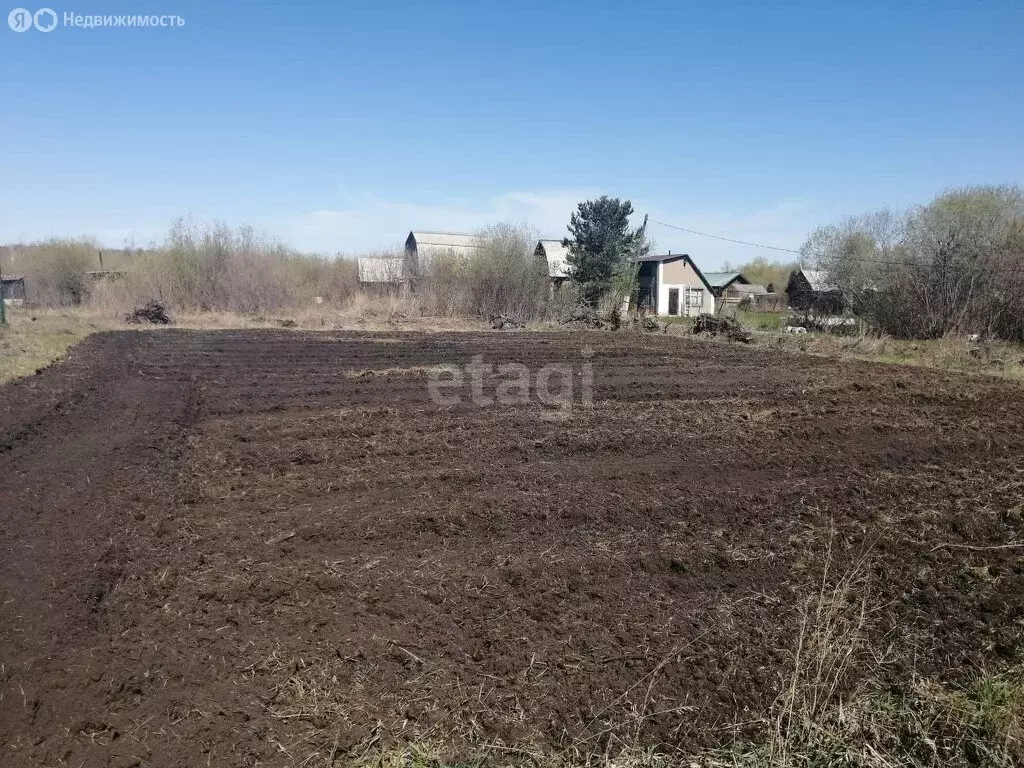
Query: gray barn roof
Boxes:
[
  {"xmin": 406, "ymin": 231, "xmax": 482, "ymax": 273},
  {"xmin": 729, "ymin": 283, "xmax": 769, "ymax": 296},
  {"xmin": 536, "ymin": 239, "xmax": 570, "ymax": 279},
  {"xmin": 407, "ymin": 231, "xmax": 482, "ymax": 252},
  {"xmin": 802, "ymin": 269, "xmax": 840, "ymax": 292}
]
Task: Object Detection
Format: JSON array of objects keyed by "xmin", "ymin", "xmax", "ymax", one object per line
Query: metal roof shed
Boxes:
[
  {"xmin": 534, "ymin": 239, "xmax": 570, "ymax": 279},
  {"xmin": 357, "ymin": 257, "xmax": 406, "ymax": 284},
  {"xmin": 405, "ymin": 231, "xmax": 482, "ymax": 275}
]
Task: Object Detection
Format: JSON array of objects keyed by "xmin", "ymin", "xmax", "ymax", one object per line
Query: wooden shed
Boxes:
[
  {"xmin": 1, "ymin": 274, "xmax": 26, "ymax": 305},
  {"xmin": 786, "ymin": 268, "xmax": 844, "ymax": 313},
  {"xmin": 703, "ymin": 271, "xmax": 752, "ymax": 309}
]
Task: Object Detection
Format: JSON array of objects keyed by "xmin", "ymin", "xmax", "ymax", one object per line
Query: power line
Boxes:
[
  {"xmin": 648, "ymin": 216, "xmax": 1024, "ymax": 276},
  {"xmin": 823, "ymin": 257, "xmax": 1024, "ymax": 274},
  {"xmin": 648, "ymin": 218, "xmax": 801, "ymax": 254},
  {"xmin": 791, "ymin": 253, "xmax": 1024, "ymax": 275}
]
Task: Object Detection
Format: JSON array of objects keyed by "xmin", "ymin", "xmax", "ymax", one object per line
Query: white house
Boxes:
[{"xmin": 635, "ymin": 253, "xmax": 715, "ymax": 317}]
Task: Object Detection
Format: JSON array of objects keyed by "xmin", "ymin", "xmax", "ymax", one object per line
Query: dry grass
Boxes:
[
  {"xmin": 262, "ymin": 658, "xmax": 1023, "ymax": 768},
  {"xmin": 100, "ymin": 291, "xmax": 485, "ymax": 333},
  {"xmin": 691, "ymin": 543, "xmax": 1024, "ymax": 768},
  {"xmin": 0, "ymin": 306, "xmax": 115, "ymax": 383},
  {"xmin": 789, "ymin": 333, "xmax": 1024, "ymax": 382},
  {"xmin": 706, "ymin": 321, "xmax": 1024, "ymax": 383},
  {"xmin": 344, "ymin": 364, "xmax": 457, "ymax": 379},
  {"xmin": 711, "ymin": 308, "xmax": 1024, "ymax": 382}
]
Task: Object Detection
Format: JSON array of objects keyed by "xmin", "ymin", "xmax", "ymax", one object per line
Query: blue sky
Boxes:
[{"xmin": 2, "ymin": 0, "xmax": 1022, "ymax": 269}]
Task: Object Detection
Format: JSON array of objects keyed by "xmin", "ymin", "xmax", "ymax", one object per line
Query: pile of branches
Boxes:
[
  {"xmin": 561, "ymin": 306, "xmax": 606, "ymax": 328},
  {"xmin": 621, "ymin": 313, "xmax": 665, "ymax": 333},
  {"xmin": 692, "ymin": 313, "xmax": 752, "ymax": 342},
  {"xmin": 559, "ymin": 306, "xmax": 665, "ymax": 333},
  {"xmin": 124, "ymin": 300, "xmax": 171, "ymax": 325},
  {"xmin": 491, "ymin": 315, "xmax": 525, "ymax": 330}
]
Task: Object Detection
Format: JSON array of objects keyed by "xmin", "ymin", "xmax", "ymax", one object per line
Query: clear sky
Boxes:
[{"xmin": 2, "ymin": 0, "xmax": 1022, "ymax": 269}]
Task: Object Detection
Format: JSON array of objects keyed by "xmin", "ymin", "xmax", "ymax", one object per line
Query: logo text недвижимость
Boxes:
[{"xmin": 8, "ymin": 8, "xmax": 185, "ymax": 32}]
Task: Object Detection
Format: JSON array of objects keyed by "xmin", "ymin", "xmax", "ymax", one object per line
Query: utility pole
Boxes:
[
  {"xmin": 0, "ymin": 251, "xmax": 6, "ymax": 327},
  {"xmin": 623, "ymin": 214, "xmax": 649, "ymax": 314}
]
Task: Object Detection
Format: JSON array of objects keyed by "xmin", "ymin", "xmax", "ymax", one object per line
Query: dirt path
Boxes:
[{"xmin": 1, "ymin": 330, "xmax": 1022, "ymax": 767}]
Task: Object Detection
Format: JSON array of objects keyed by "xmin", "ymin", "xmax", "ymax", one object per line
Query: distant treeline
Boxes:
[
  {"xmin": 1, "ymin": 219, "xmax": 358, "ymax": 311},
  {"xmin": 1, "ymin": 218, "xmax": 563, "ymax": 324},
  {"xmin": 803, "ymin": 185, "xmax": 1024, "ymax": 341},
  {"xmin": 7, "ymin": 185, "xmax": 1021, "ymax": 342}
]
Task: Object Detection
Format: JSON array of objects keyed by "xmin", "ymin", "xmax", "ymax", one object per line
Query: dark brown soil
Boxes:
[{"xmin": 1, "ymin": 330, "xmax": 1022, "ymax": 767}]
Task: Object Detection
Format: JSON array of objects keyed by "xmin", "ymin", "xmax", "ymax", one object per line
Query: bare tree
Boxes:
[{"xmin": 800, "ymin": 186, "xmax": 1024, "ymax": 340}]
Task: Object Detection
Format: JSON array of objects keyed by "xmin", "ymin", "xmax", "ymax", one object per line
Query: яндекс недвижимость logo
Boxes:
[
  {"xmin": 8, "ymin": 7, "xmax": 56, "ymax": 31},
  {"xmin": 7, "ymin": 8, "xmax": 184, "ymax": 31}
]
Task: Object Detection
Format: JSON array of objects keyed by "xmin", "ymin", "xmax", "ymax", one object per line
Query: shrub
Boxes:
[
  {"xmin": 802, "ymin": 186, "xmax": 1024, "ymax": 341},
  {"xmin": 19, "ymin": 237, "xmax": 97, "ymax": 305},
  {"xmin": 128, "ymin": 217, "xmax": 358, "ymax": 313},
  {"xmin": 72, "ymin": 218, "xmax": 360, "ymax": 315},
  {"xmin": 417, "ymin": 223, "xmax": 549, "ymax": 323},
  {"xmin": 15, "ymin": 218, "xmax": 556, "ymax": 325},
  {"xmin": 463, "ymin": 223, "xmax": 548, "ymax": 323},
  {"xmin": 418, "ymin": 250, "xmax": 468, "ymax": 317}
]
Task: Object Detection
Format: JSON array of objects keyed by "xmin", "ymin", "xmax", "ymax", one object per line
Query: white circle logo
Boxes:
[
  {"xmin": 8, "ymin": 7, "xmax": 33, "ymax": 31},
  {"xmin": 33, "ymin": 7, "xmax": 57, "ymax": 31}
]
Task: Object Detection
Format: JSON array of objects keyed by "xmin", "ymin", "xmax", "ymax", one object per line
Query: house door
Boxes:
[
  {"xmin": 685, "ymin": 288, "xmax": 704, "ymax": 316},
  {"xmin": 667, "ymin": 288, "xmax": 679, "ymax": 316}
]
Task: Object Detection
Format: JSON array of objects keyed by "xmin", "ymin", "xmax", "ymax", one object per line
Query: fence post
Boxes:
[{"xmin": 0, "ymin": 258, "xmax": 7, "ymax": 326}]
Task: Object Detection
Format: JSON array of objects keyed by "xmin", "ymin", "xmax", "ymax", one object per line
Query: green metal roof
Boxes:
[{"xmin": 701, "ymin": 271, "xmax": 744, "ymax": 288}]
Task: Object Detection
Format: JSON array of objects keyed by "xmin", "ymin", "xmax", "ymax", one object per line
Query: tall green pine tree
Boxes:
[{"xmin": 563, "ymin": 196, "xmax": 649, "ymax": 305}]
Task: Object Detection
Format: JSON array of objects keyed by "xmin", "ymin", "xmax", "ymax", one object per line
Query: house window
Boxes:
[{"xmin": 667, "ymin": 288, "xmax": 679, "ymax": 316}]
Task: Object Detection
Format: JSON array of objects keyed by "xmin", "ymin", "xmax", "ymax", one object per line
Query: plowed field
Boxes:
[{"xmin": 1, "ymin": 330, "xmax": 1021, "ymax": 767}]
